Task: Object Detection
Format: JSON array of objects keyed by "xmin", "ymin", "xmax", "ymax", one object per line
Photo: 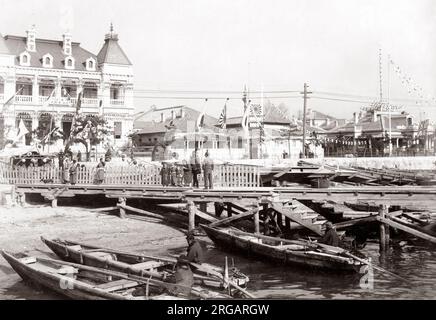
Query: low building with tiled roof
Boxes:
[
  {"xmin": 0, "ymin": 24, "xmax": 134, "ymax": 149},
  {"xmin": 324, "ymin": 106, "xmax": 426, "ymax": 157}
]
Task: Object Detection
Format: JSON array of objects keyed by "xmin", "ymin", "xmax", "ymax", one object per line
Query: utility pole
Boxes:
[{"xmin": 301, "ymin": 83, "xmax": 312, "ymax": 158}]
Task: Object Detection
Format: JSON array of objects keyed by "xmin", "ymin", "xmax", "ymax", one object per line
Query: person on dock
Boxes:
[
  {"xmin": 169, "ymin": 163, "xmax": 177, "ymax": 186},
  {"xmin": 160, "ymin": 162, "xmax": 169, "ymax": 186},
  {"xmin": 95, "ymin": 158, "xmax": 106, "ymax": 184},
  {"xmin": 69, "ymin": 159, "xmax": 79, "ymax": 185},
  {"xmin": 62, "ymin": 157, "xmax": 70, "ymax": 184},
  {"xmin": 319, "ymin": 222, "xmax": 340, "ymax": 247},
  {"xmin": 182, "ymin": 159, "xmax": 192, "ymax": 187},
  {"xmin": 202, "ymin": 151, "xmax": 214, "ymax": 190},
  {"xmin": 176, "ymin": 163, "xmax": 184, "ymax": 187},
  {"xmin": 190, "ymin": 149, "xmax": 201, "ymax": 188},
  {"xmin": 169, "ymin": 254, "xmax": 194, "ymax": 296},
  {"xmin": 186, "ymin": 232, "xmax": 204, "ymax": 264}
]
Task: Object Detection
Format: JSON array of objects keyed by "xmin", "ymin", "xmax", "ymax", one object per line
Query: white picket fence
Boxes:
[{"xmin": 0, "ymin": 162, "xmax": 261, "ymax": 187}]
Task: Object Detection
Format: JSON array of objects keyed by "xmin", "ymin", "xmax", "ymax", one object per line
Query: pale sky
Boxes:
[{"xmin": 1, "ymin": 0, "xmax": 436, "ymax": 121}]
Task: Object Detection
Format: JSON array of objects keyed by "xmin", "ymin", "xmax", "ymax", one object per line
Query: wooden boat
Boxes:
[
  {"xmin": 41, "ymin": 237, "xmax": 251, "ymax": 297},
  {"xmin": 1, "ymin": 251, "xmax": 190, "ymax": 300},
  {"xmin": 201, "ymin": 225, "xmax": 368, "ymax": 273}
]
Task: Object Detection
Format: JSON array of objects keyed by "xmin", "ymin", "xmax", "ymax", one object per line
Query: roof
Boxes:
[
  {"xmin": 97, "ymin": 32, "xmax": 131, "ymax": 65},
  {"xmin": 2, "ymin": 35, "xmax": 97, "ymax": 71},
  {"xmin": 329, "ymin": 112, "xmax": 414, "ymax": 135},
  {"xmin": 0, "ymin": 33, "xmax": 10, "ymax": 54},
  {"xmin": 134, "ymin": 106, "xmax": 218, "ymax": 135},
  {"xmin": 307, "ymin": 109, "xmax": 338, "ymax": 120}
]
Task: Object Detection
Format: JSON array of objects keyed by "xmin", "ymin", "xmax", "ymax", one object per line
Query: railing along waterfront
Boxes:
[{"xmin": 0, "ymin": 162, "xmax": 261, "ymax": 187}]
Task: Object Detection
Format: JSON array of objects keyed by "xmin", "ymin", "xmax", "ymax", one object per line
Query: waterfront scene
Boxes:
[{"xmin": 0, "ymin": 0, "xmax": 435, "ymax": 302}]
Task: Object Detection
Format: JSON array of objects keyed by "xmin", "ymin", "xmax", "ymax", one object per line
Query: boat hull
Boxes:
[
  {"xmin": 201, "ymin": 226, "xmax": 362, "ymax": 273},
  {"xmin": 1, "ymin": 251, "xmax": 126, "ymax": 300}
]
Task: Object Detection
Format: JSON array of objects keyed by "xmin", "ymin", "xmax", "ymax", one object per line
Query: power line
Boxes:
[
  {"xmin": 132, "ymin": 88, "xmax": 301, "ymax": 94},
  {"xmin": 130, "ymin": 95, "xmax": 302, "ymax": 100}
]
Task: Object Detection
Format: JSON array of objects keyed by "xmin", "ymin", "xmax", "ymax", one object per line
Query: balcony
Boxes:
[
  {"xmin": 15, "ymin": 95, "xmax": 33, "ymax": 104},
  {"xmin": 110, "ymin": 99, "xmax": 124, "ymax": 106}
]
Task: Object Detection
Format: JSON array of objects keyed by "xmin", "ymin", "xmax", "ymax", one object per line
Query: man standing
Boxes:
[
  {"xmin": 319, "ymin": 222, "xmax": 340, "ymax": 247},
  {"xmin": 190, "ymin": 149, "xmax": 201, "ymax": 188},
  {"xmin": 202, "ymin": 151, "xmax": 214, "ymax": 190},
  {"xmin": 186, "ymin": 232, "xmax": 204, "ymax": 264},
  {"xmin": 69, "ymin": 159, "xmax": 79, "ymax": 185}
]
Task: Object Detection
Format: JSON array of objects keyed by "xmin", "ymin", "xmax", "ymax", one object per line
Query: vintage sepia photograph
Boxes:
[{"xmin": 0, "ymin": 0, "xmax": 435, "ymax": 306}]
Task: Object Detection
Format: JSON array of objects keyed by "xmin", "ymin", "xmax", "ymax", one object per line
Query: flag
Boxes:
[
  {"xmin": 241, "ymin": 107, "xmax": 249, "ymax": 138},
  {"xmin": 218, "ymin": 100, "xmax": 228, "ymax": 129},
  {"xmin": 195, "ymin": 111, "xmax": 205, "ymax": 132},
  {"xmin": 1, "ymin": 86, "xmax": 24, "ymax": 112},
  {"xmin": 13, "ymin": 119, "xmax": 29, "ymax": 143},
  {"xmin": 41, "ymin": 89, "xmax": 56, "ymax": 108},
  {"xmin": 75, "ymin": 91, "xmax": 83, "ymax": 115}
]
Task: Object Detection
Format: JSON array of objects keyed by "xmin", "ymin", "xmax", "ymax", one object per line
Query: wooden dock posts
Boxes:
[
  {"xmin": 254, "ymin": 205, "xmax": 260, "ymax": 234},
  {"xmin": 118, "ymin": 197, "xmax": 127, "ymax": 219},
  {"xmin": 187, "ymin": 201, "xmax": 196, "ymax": 232}
]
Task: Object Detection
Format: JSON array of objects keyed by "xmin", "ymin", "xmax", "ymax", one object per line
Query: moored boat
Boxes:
[
  {"xmin": 1, "ymin": 250, "xmax": 189, "ymax": 300},
  {"xmin": 41, "ymin": 237, "xmax": 251, "ymax": 297},
  {"xmin": 201, "ymin": 225, "xmax": 368, "ymax": 273}
]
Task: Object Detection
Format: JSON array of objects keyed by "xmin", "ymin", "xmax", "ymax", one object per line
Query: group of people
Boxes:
[
  {"xmin": 160, "ymin": 149, "xmax": 214, "ymax": 189},
  {"xmin": 60, "ymin": 157, "xmax": 106, "ymax": 185},
  {"xmin": 61, "ymin": 157, "xmax": 80, "ymax": 185}
]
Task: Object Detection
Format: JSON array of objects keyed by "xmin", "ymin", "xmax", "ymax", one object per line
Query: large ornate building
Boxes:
[{"xmin": 0, "ymin": 24, "xmax": 133, "ymax": 149}]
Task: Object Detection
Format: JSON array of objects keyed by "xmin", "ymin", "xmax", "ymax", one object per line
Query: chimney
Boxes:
[
  {"xmin": 26, "ymin": 25, "xmax": 36, "ymax": 52},
  {"xmin": 180, "ymin": 107, "xmax": 185, "ymax": 118},
  {"xmin": 62, "ymin": 32, "xmax": 72, "ymax": 55},
  {"xmin": 160, "ymin": 112, "xmax": 164, "ymax": 122},
  {"xmin": 353, "ymin": 112, "xmax": 358, "ymax": 124},
  {"xmin": 325, "ymin": 117, "xmax": 330, "ymax": 126},
  {"xmin": 171, "ymin": 110, "xmax": 176, "ymax": 120}
]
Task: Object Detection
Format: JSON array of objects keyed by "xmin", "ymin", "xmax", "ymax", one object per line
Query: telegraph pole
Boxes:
[{"xmin": 301, "ymin": 83, "xmax": 312, "ymax": 158}]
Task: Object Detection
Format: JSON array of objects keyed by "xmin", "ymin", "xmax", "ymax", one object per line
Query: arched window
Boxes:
[
  {"xmin": 20, "ymin": 52, "xmax": 31, "ymax": 66},
  {"xmin": 86, "ymin": 57, "xmax": 96, "ymax": 71},
  {"xmin": 42, "ymin": 54, "xmax": 53, "ymax": 68}
]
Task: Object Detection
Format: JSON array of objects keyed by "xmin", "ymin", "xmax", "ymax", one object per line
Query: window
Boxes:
[
  {"xmin": 19, "ymin": 52, "xmax": 31, "ymax": 66},
  {"xmin": 86, "ymin": 58, "xmax": 96, "ymax": 71},
  {"xmin": 114, "ymin": 121, "xmax": 122, "ymax": 139},
  {"xmin": 238, "ymin": 137, "xmax": 243, "ymax": 148},
  {"xmin": 42, "ymin": 54, "xmax": 53, "ymax": 68},
  {"xmin": 65, "ymin": 57, "xmax": 75, "ymax": 70}
]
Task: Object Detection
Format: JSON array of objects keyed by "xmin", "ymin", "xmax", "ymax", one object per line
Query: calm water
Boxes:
[{"xmin": 1, "ymin": 241, "xmax": 435, "ymax": 300}]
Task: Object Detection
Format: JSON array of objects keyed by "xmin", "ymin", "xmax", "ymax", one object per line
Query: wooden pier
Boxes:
[{"xmin": 2, "ymin": 161, "xmax": 436, "ymax": 248}]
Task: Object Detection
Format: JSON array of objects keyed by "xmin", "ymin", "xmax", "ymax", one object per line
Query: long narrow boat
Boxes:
[
  {"xmin": 1, "ymin": 251, "xmax": 191, "ymax": 300},
  {"xmin": 41, "ymin": 237, "xmax": 251, "ymax": 297},
  {"xmin": 201, "ymin": 225, "xmax": 367, "ymax": 273}
]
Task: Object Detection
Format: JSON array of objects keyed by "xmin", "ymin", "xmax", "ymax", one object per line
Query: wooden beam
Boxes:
[
  {"xmin": 271, "ymin": 203, "xmax": 323, "ymax": 236},
  {"xmin": 209, "ymin": 208, "xmax": 256, "ymax": 227},
  {"xmin": 333, "ymin": 216, "xmax": 378, "ymax": 230},
  {"xmin": 378, "ymin": 216, "xmax": 436, "ymax": 244},
  {"xmin": 191, "ymin": 208, "xmax": 218, "ymax": 223},
  {"xmin": 117, "ymin": 204, "xmax": 163, "ymax": 219}
]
